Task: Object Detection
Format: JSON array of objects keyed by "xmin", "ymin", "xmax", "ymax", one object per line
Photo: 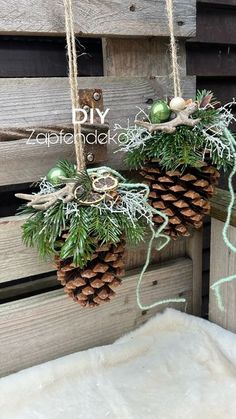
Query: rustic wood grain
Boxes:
[
  {"xmin": 103, "ymin": 38, "xmax": 187, "ymax": 78},
  {"xmin": 209, "ymin": 219, "xmax": 236, "ymax": 332},
  {"xmin": 0, "ymin": 0, "xmax": 196, "ymax": 37},
  {"xmin": 0, "ymin": 216, "xmax": 53, "ymax": 283},
  {"xmin": 0, "ymin": 257, "xmax": 192, "ymax": 377},
  {"xmin": 210, "ymin": 188, "xmax": 236, "ymax": 227},
  {"xmin": 186, "ymin": 230, "xmax": 203, "ymax": 316},
  {"xmin": 0, "ymin": 215, "xmax": 187, "ymax": 284},
  {"xmin": 0, "ymin": 76, "xmax": 196, "ymax": 184}
]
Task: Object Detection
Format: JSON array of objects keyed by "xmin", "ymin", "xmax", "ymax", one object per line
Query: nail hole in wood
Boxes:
[
  {"xmin": 146, "ymin": 98, "xmax": 154, "ymax": 105},
  {"xmin": 142, "ymin": 310, "xmax": 147, "ymax": 316},
  {"xmin": 152, "ymin": 280, "xmax": 158, "ymax": 286},
  {"xmin": 177, "ymin": 21, "xmax": 184, "ymax": 26},
  {"xmin": 130, "ymin": 4, "xmax": 136, "ymax": 12}
]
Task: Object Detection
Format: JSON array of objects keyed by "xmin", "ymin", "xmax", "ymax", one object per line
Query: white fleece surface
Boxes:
[{"xmin": 1, "ymin": 309, "xmax": 236, "ymax": 419}]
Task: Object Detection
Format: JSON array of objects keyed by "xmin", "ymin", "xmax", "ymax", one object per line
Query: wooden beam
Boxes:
[
  {"xmin": 186, "ymin": 230, "xmax": 203, "ymax": 316},
  {"xmin": 103, "ymin": 38, "xmax": 187, "ymax": 77},
  {"xmin": 210, "ymin": 188, "xmax": 236, "ymax": 227},
  {"xmin": 0, "ymin": 216, "xmax": 53, "ymax": 283},
  {"xmin": 0, "ymin": 215, "xmax": 186, "ymax": 284},
  {"xmin": 0, "ymin": 1, "xmax": 196, "ymax": 37},
  {"xmin": 0, "ymin": 257, "xmax": 192, "ymax": 377},
  {"xmin": 0, "ymin": 76, "xmax": 196, "ymax": 183},
  {"xmin": 209, "ymin": 219, "xmax": 236, "ymax": 332}
]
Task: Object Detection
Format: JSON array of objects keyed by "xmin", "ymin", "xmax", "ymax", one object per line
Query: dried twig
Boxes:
[
  {"xmin": 15, "ymin": 183, "xmax": 75, "ymax": 211},
  {"xmin": 135, "ymin": 102, "xmax": 201, "ymax": 134}
]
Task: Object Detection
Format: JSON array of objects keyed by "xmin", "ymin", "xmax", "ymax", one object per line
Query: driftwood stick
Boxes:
[
  {"xmin": 15, "ymin": 183, "xmax": 75, "ymax": 211},
  {"xmin": 135, "ymin": 102, "xmax": 201, "ymax": 134}
]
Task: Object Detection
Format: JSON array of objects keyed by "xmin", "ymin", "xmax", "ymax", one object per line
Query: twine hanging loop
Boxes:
[
  {"xmin": 64, "ymin": 0, "xmax": 85, "ymax": 171},
  {"xmin": 165, "ymin": 0, "xmax": 182, "ymax": 98}
]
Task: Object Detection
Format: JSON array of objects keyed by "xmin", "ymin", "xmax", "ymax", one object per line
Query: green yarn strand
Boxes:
[
  {"xmin": 89, "ymin": 166, "xmax": 187, "ymax": 311},
  {"xmin": 210, "ymin": 128, "xmax": 236, "ymax": 312}
]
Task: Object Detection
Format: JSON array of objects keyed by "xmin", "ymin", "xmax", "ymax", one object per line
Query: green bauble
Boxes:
[
  {"xmin": 149, "ymin": 100, "xmax": 171, "ymax": 123},
  {"xmin": 46, "ymin": 167, "xmax": 67, "ymax": 185}
]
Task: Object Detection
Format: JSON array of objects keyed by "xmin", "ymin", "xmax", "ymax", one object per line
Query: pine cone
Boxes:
[
  {"xmin": 55, "ymin": 240, "xmax": 126, "ymax": 307},
  {"xmin": 140, "ymin": 162, "xmax": 220, "ymax": 240}
]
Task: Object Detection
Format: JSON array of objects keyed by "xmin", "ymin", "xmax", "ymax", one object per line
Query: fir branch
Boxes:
[{"xmin": 57, "ymin": 159, "xmax": 77, "ymax": 178}]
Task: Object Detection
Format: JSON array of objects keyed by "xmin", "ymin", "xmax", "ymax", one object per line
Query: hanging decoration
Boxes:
[
  {"xmin": 121, "ymin": 92, "xmax": 236, "ymax": 239},
  {"xmin": 15, "ymin": 0, "xmax": 186, "ymax": 310},
  {"xmin": 117, "ymin": 0, "xmax": 236, "ymax": 312},
  {"xmin": 118, "ymin": 0, "xmax": 236, "ymax": 241}
]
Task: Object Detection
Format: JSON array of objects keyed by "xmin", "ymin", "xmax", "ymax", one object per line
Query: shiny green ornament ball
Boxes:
[
  {"xmin": 149, "ymin": 100, "xmax": 171, "ymax": 123},
  {"xmin": 46, "ymin": 167, "xmax": 67, "ymax": 185}
]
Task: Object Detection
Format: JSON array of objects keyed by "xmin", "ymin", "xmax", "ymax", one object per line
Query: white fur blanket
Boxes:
[{"xmin": 1, "ymin": 309, "xmax": 236, "ymax": 419}]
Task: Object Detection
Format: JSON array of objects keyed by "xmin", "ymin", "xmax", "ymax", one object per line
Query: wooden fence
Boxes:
[
  {"xmin": 209, "ymin": 188, "xmax": 236, "ymax": 332},
  {"xmin": 0, "ymin": 0, "xmax": 200, "ymax": 377}
]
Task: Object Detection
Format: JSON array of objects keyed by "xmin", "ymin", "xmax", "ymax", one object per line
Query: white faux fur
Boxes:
[{"xmin": 1, "ymin": 309, "xmax": 236, "ymax": 419}]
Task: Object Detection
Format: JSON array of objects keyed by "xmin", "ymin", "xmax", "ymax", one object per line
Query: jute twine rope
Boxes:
[
  {"xmin": 165, "ymin": 0, "xmax": 182, "ymax": 97},
  {"xmin": 64, "ymin": 0, "xmax": 85, "ymax": 171},
  {"xmin": 62, "ymin": 0, "xmax": 187, "ymax": 312}
]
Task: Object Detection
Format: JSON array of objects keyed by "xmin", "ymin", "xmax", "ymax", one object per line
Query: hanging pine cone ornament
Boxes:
[
  {"xmin": 16, "ymin": 161, "xmax": 156, "ymax": 308},
  {"xmin": 55, "ymin": 240, "xmax": 125, "ymax": 307},
  {"xmin": 140, "ymin": 162, "xmax": 220, "ymax": 239},
  {"xmin": 120, "ymin": 90, "xmax": 235, "ymax": 239}
]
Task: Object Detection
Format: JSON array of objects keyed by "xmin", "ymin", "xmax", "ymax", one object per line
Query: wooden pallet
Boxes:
[{"xmin": 0, "ymin": 0, "xmax": 200, "ymax": 377}]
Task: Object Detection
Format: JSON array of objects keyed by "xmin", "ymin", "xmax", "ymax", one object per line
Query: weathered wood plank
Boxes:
[
  {"xmin": 186, "ymin": 230, "xmax": 203, "ymax": 316},
  {"xmin": 0, "ymin": 216, "xmax": 53, "ymax": 283},
  {"xmin": 103, "ymin": 38, "xmax": 187, "ymax": 77},
  {"xmin": 0, "ymin": 76, "xmax": 196, "ymax": 183},
  {"xmin": 210, "ymin": 188, "xmax": 236, "ymax": 227},
  {"xmin": 209, "ymin": 219, "xmax": 236, "ymax": 332},
  {"xmin": 0, "ymin": 1, "xmax": 196, "ymax": 37},
  {"xmin": 0, "ymin": 257, "xmax": 192, "ymax": 377},
  {"xmin": 0, "ymin": 125, "xmax": 107, "ymax": 186},
  {"xmin": 0, "ymin": 215, "xmax": 186, "ymax": 284}
]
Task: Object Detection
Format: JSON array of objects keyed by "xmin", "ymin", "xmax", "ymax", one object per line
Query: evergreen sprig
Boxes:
[
  {"xmin": 125, "ymin": 91, "xmax": 234, "ymax": 172},
  {"xmin": 57, "ymin": 159, "xmax": 77, "ymax": 178},
  {"xmin": 21, "ymin": 201, "xmax": 146, "ymax": 268}
]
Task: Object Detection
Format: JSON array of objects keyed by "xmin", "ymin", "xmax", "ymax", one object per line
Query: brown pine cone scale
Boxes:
[
  {"xmin": 141, "ymin": 162, "xmax": 220, "ymax": 240},
  {"xmin": 55, "ymin": 240, "xmax": 126, "ymax": 308}
]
